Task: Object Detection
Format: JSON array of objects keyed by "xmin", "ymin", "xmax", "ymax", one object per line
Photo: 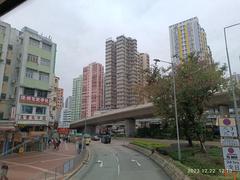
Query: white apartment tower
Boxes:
[{"xmin": 71, "ymin": 75, "xmax": 82, "ymax": 121}]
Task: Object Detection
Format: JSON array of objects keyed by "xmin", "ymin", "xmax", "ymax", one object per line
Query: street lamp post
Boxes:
[
  {"xmin": 154, "ymin": 58, "xmax": 181, "ymax": 161},
  {"xmin": 224, "ymin": 22, "xmax": 240, "ymax": 128}
]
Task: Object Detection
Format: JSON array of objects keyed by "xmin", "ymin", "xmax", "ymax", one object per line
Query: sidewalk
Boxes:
[{"xmin": 0, "ymin": 142, "xmax": 77, "ymax": 180}]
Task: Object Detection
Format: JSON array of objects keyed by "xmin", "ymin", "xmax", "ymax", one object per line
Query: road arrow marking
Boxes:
[
  {"xmin": 96, "ymin": 160, "xmax": 103, "ymax": 167},
  {"xmin": 131, "ymin": 159, "xmax": 141, "ymax": 167}
]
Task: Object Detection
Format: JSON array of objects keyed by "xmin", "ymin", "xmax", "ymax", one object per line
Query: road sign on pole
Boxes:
[{"xmin": 219, "ymin": 118, "xmax": 240, "ymax": 171}]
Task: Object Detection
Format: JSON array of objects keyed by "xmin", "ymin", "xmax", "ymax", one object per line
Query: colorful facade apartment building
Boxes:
[
  {"xmin": 169, "ymin": 17, "xmax": 212, "ymax": 64},
  {"xmin": 81, "ymin": 62, "xmax": 104, "ymax": 118}
]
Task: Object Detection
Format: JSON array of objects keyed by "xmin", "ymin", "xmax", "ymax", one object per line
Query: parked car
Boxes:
[
  {"xmin": 91, "ymin": 135, "xmax": 100, "ymax": 141},
  {"xmin": 101, "ymin": 135, "xmax": 111, "ymax": 144}
]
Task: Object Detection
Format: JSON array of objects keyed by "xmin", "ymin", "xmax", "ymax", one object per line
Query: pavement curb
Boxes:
[
  {"xmin": 124, "ymin": 144, "xmax": 191, "ymax": 180},
  {"xmin": 64, "ymin": 148, "xmax": 90, "ymax": 180}
]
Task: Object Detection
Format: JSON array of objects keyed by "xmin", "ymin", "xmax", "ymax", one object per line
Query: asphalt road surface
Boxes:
[{"xmin": 72, "ymin": 140, "xmax": 170, "ymax": 180}]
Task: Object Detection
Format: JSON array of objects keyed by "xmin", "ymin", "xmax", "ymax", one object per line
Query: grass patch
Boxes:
[
  {"xmin": 131, "ymin": 140, "xmax": 239, "ymax": 180},
  {"xmin": 130, "ymin": 139, "xmax": 168, "ymax": 150}
]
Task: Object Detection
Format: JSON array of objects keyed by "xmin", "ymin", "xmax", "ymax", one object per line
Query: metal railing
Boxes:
[
  {"xmin": 30, "ymin": 149, "xmax": 87, "ymax": 180},
  {"xmin": 0, "ymin": 137, "xmax": 47, "ymax": 158}
]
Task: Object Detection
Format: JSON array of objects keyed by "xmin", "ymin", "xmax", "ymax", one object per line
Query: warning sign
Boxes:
[
  {"xmin": 219, "ymin": 118, "xmax": 236, "ymax": 127},
  {"xmin": 223, "ymin": 147, "xmax": 240, "ymax": 161},
  {"xmin": 220, "ymin": 126, "xmax": 238, "ymax": 137}
]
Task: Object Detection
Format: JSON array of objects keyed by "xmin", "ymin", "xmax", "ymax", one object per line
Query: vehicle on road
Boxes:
[
  {"xmin": 84, "ymin": 134, "xmax": 91, "ymax": 145},
  {"xmin": 91, "ymin": 135, "xmax": 100, "ymax": 141},
  {"xmin": 101, "ymin": 135, "xmax": 111, "ymax": 144}
]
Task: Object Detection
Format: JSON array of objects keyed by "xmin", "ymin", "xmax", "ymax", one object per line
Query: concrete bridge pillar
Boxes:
[
  {"xmin": 85, "ymin": 125, "xmax": 96, "ymax": 135},
  {"xmin": 125, "ymin": 118, "xmax": 136, "ymax": 137},
  {"xmin": 219, "ymin": 105, "xmax": 229, "ymax": 117}
]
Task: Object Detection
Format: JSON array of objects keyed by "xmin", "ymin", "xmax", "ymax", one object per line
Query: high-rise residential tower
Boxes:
[
  {"xmin": 169, "ymin": 17, "xmax": 212, "ymax": 64},
  {"xmin": 81, "ymin": 62, "xmax": 104, "ymax": 118},
  {"xmin": 105, "ymin": 35, "xmax": 139, "ymax": 109},
  {"xmin": 71, "ymin": 75, "xmax": 82, "ymax": 121},
  {"xmin": 137, "ymin": 53, "xmax": 150, "ymax": 104},
  {"xmin": 65, "ymin": 96, "xmax": 72, "ymax": 109},
  {"xmin": 105, "ymin": 39, "xmax": 117, "ymax": 109}
]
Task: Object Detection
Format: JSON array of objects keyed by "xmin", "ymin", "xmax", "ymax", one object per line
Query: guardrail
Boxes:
[{"xmin": 30, "ymin": 149, "xmax": 87, "ymax": 180}]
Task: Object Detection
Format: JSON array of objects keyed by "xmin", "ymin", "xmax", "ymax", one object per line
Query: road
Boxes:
[{"xmin": 72, "ymin": 140, "xmax": 170, "ymax": 180}]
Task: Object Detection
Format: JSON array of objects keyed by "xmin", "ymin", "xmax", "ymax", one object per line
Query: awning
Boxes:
[
  {"xmin": 17, "ymin": 120, "xmax": 47, "ymax": 126},
  {"xmin": 0, "ymin": 126, "xmax": 15, "ymax": 131}
]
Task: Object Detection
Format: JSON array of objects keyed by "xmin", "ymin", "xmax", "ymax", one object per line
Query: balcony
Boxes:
[{"xmin": 19, "ymin": 115, "xmax": 47, "ymax": 121}]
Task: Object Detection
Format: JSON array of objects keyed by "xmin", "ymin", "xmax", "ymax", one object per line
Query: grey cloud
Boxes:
[{"xmin": 2, "ymin": 0, "xmax": 240, "ymax": 97}]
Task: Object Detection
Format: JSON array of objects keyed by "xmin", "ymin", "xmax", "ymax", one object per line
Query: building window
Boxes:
[
  {"xmin": 40, "ymin": 58, "xmax": 50, "ymax": 66},
  {"xmin": 0, "ymin": 93, "xmax": 6, "ymax": 99},
  {"xmin": 21, "ymin": 105, "xmax": 33, "ymax": 114},
  {"xmin": 6, "ymin": 59, "xmax": 11, "ymax": 65},
  {"xmin": 0, "ymin": 112, "xmax": 3, "ymax": 119},
  {"xmin": 25, "ymin": 68, "xmax": 35, "ymax": 79},
  {"xmin": 36, "ymin": 107, "xmax": 46, "ymax": 114},
  {"xmin": 29, "ymin": 37, "xmax": 40, "ymax": 47},
  {"xmin": 8, "ymin": 45, "xmax": 13, "ymax": 51},
  {"xmin": 37, "ymin": 90, "xmax": 48, "ymax": 98},
  {"xmin": 23, "ymin": 87, "xmax": 35, "ymax": 96},
  {"xmin": 42, "ymin": 43, "xmax": 52, "ymax": 51},
  {"xmin": 3, "ymin": 76, "xmax": 8, "ymax": 82},
  {"xmin": 0, "ymin": 44, "xmax": 2, "ymax": 57},
  {"xmin": 27, "ymin": 54, "xmax": 38, "ymax": 63},
  {"xmin": 39, "ymin": 72, "xmax": 49, "ymax": 82},
  {"xmin": 0, "ymin": 26, "xmax": 5, "ymax": 39}
]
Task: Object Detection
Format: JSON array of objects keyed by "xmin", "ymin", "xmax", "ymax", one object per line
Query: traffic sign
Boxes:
[
  {"xmin": 220, "ymin": 126, "xmax": 238, "ymax": 137},
  {"xmin": 219, "ymin": 118, "xmax": 236, "ymax": 127},
  {"xmin": 224, "ymin": 159, "xmax": 240, "ymax": 171},
  {"xmin": 222, "ymin": 147, "xmax": 240, "ymax": 160},
  {"xmin": 221, "ymin": 138, "xmax": 240, "ymax": 147}
]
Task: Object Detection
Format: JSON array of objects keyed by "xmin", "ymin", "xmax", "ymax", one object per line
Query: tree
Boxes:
[{"xmin": 144, "ymin": 54, "xmax": 227, "ymax": 152}]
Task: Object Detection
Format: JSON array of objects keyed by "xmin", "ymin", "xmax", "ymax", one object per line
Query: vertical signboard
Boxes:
[{"xmin": 219, "ymin": 118, "xmax": 240, "ymax": 172}]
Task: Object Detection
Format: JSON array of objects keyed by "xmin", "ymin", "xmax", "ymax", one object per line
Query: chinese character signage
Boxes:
[{"xmin": 19, "ymin": 95, "xmax": 49, "ymax": 105}]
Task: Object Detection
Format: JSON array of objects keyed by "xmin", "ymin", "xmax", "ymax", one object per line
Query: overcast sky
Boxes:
[{"xmin": 1, "ymin": 0, "xmax": 240, "ymax": 98}]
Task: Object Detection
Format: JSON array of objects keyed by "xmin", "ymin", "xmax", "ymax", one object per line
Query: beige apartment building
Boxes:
[{"xmin": 105, "ymin": 35, "xmax": 149, "ymax": 110}]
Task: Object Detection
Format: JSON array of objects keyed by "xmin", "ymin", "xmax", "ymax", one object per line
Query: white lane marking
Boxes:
[
  {"xmin": 131, "ymin": 159, "xmax": 141, "ymax": 167},
  {"xmin": 113, "ymin": 152, "xmax": 120, "ymax": 176},
  {"xmin": 97, "ymin": 160, "xmax": 103, "ymax": 167},
  {"xmin": 118, "ymin": 164, "xmax": 120, "ymax": 176},
  {"xmin": 113, "ymin": 153, "xmax": 119, "ymax": 163}
]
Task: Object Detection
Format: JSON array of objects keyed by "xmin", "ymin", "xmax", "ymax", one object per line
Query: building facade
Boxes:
[
  {"xmin": 65, "ymin": 96, "xmax": 72, "ymax": 109},
  {"xmin": 105, "ymin": 35, "xmax": 140, "ymax": 109},
  {"xmin": 169, "ymin": 17, "xmax": 212, "ymax": 64},
  {"xmin": 62, "ymin": 108, "xmax": 71, "ymax": 122},
  {"xmin": 105, "ymin": 39, "xmax": 117, "ymax": 109},
  {"xmin": 0, "ymin": 21, "xmax": 18, "ymax": 122},
  {"xmin": 81, "ymin": 62, "xmax": 104, "ymax": 118},
  {"xmin": 0, "ymin": 20, "xmax": 57, "ymax": 154},
  {"xmin": 56, "ymin": 88, "xmax": 63, "ymax": 122},
  {"xmin": 49, "ymin": 76, "xmax": 59, "ymax": 124},
  {"xmin": 137, "ymin": 53, "xmax": 150, "ymax": 104},
  {"xmin": 71, "ymin": 75, "xmax": 83, "ymax": 121}
]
